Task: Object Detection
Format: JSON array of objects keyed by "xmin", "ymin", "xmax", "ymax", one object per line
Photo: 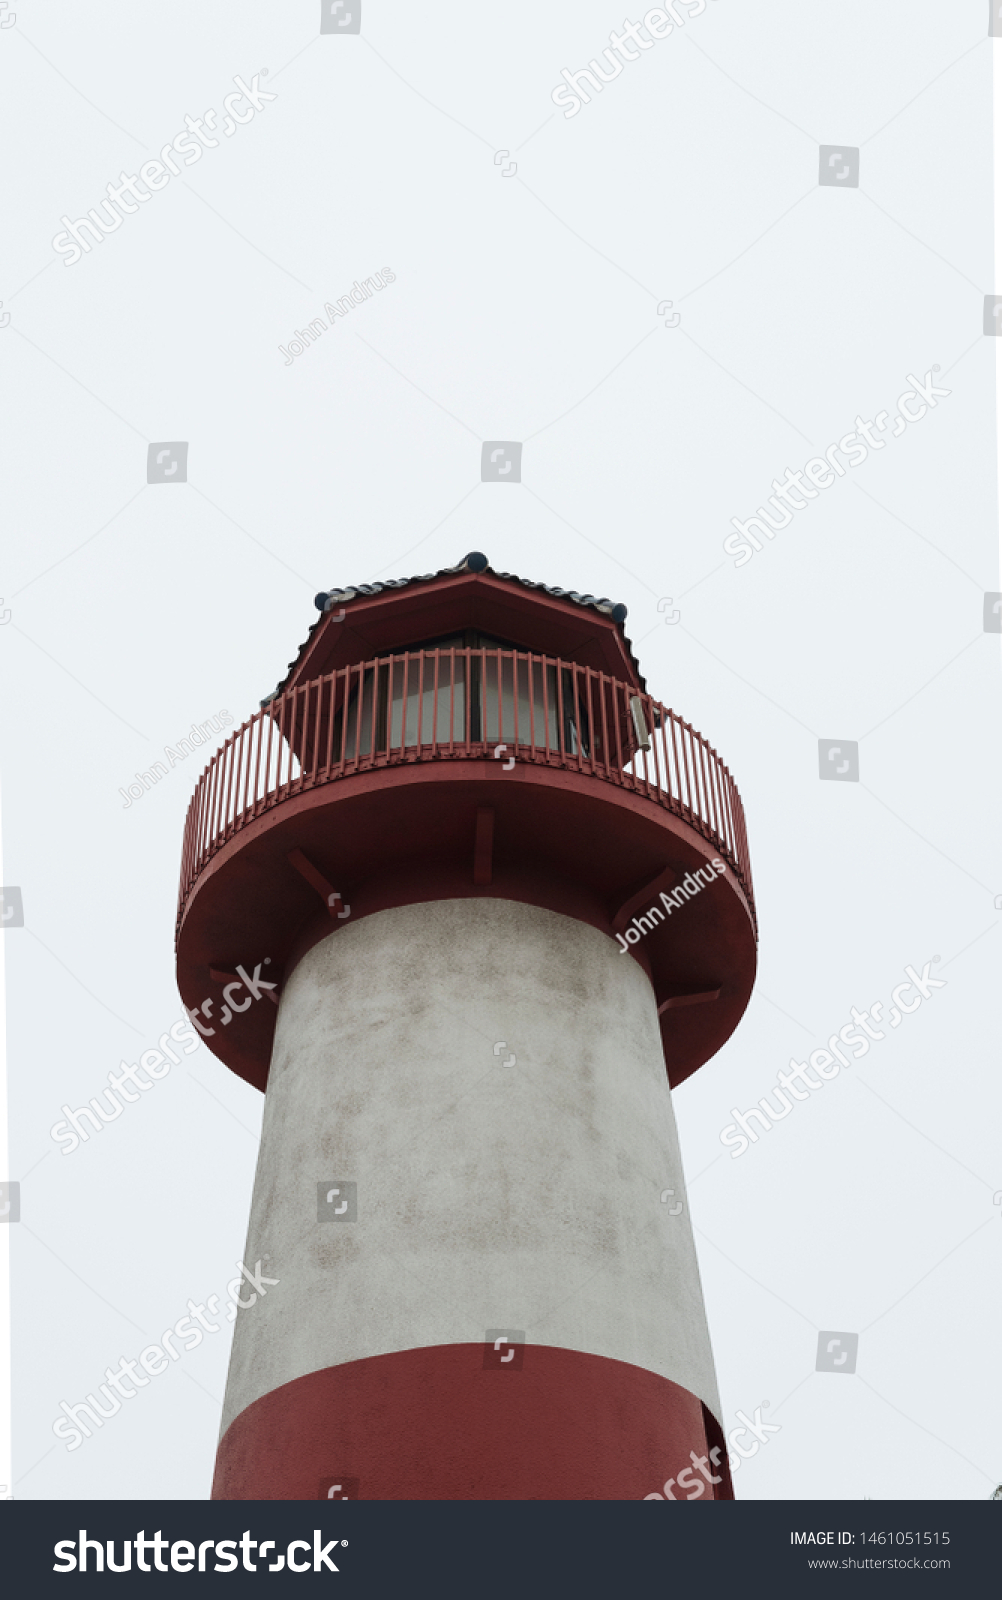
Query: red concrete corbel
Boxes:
[
  {"xmin": 609, "ymin": 866, "xmax": 677, "ymax": 933},
  {"xmin": 209, "ymin": 966, "xmax": 280, "ymax": 1005},
  {"xmin": 657, "ymin": 989, "xmax": 722, "ymax": 1017},
  {"xmin": 287, "ymin": 848, "xmax": 349, "ymax": 919}
]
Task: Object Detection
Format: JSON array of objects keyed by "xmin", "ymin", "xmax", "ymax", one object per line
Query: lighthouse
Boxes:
[{"xmin": 175, "ymin": 552, "xmax": 757, "ymax": 1500}]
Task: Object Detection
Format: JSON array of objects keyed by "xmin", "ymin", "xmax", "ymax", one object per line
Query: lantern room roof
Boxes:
[{"xmin": 266, "ymin": 551, "xmax": 645, "ymax": 705}]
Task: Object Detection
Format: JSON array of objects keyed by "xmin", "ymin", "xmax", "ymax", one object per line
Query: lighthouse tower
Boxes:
[{"xmin": 175, "ymin": 552, "xmax": 756, "ymax": 1501}]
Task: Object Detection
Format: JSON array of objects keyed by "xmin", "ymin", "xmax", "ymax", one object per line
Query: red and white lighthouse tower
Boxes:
[{"xmin": 175, "ymin": 552, "xmax": 756, "ymax": 1500}]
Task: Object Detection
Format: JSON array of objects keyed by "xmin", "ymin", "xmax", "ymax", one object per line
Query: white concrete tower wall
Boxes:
[{"xmin": 218, "ymin": 898, "xmax": 723, "ymax": 1459}]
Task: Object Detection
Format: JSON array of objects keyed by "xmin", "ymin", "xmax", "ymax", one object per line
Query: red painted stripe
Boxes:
[{"xmin": 212, "ymin": 1344, "xmax": 734, "ymax": 1501}]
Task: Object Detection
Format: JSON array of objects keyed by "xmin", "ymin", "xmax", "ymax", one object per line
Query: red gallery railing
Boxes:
[{"xmin": 177, "ymin": 648, "xmax": 755, "ymax": 935}]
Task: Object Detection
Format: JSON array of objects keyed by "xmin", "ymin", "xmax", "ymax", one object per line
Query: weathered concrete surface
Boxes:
[{"xmin": 219, "ymin": 898, "xmax": 722, "ymax": 1438}]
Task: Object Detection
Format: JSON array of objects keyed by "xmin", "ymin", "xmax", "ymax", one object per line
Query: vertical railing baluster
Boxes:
[
  {"xmin": 541, "ymin": 656, "xmax": 552, "ymax": 761},
  {"xmin": 712, "ymin": 752, "xmax": 726, "ymax": 853},
  {"xmin": 448, "ymin": 648, "xmax": 456, "ymax": 755},
  {"xmin": 697, "ymin": 736, "xmax": 714, "ymax": 842},
  {"xmin": 697, "ymin": 736, "xmax": 713, "ymax": 844},
  {"xmin": 228, "ymin": 734, "xmax": 240, "ymax": 834},
  {"xmin": 208, "ymin": 755, "xmax": 219, "ymax": 858},
  {"xmin": 308, "ymin": 678, "xmax": 321, "ymax": 789},
  {"xmin": 187, "ymin": 785, "xmax": 197, "ymax": 891},
  {"xmin": 288, "ymin": 686, "xmax": 299, "ymax": 794},
  {"xmin": 260, "ymin": 698, "xmax": 275, "ymax": 814},
  {"xmin": 226, "ymin": 735, "xmax": 237, "ymax": 837},
  {"xmin": 733, "ymin": 781, "xmax": 744, "ymax": 878},
  {"xmin": 242, "ymin": 718, "xmax": 252, "ymax": 821},
  {"xmin": 333, "ymin": 667, "xmax": 346, "ymax": 773},
  {"xmin": 575, "ymin": 666, "xmax": 585, "ymax": 771},
  {"xmin": 679, "ymin": 722, "xmax": 692, "ymax": 821},
  {"xmin": 576, "ymin": 668, "xmax": 585, "ymax": 774},
  {"xmin": 729, "ymin": 790, "xmax": 745, "ymax": 902},
  {"xmin": 611, "ymin": 678, "xmax": 626, "ymax": 782},
  {"xmin": 294, "ymin": 686, "xmax": 306, "ymax": 794},
  {"xmin": 709, "ymin": 746, "xmax": 727, "ymax": 857},
  {"xmin": 250, "ymin": 709, "xmax": 263, "ymax": 818},
  {"xmin": 556, "ymin": 658, "xmax": 567, "ymax": 764},
  {"xmin": 597, "ymin": 673, "xmax": 611, "ymax": 780},
  {"xmin": 691, "ymin": 726, "xmax": 706, "ymax": 835},
  {"xmin": 180, "ymin": 794, "xmax": 191, "ymax": 904},
  {"xmin": 654, "ymin": 707, "xmax": 667, "ymax": 808},
  {"xmin": 323, "ymin": 673, "xmax": 335, "ymax": 780},
  {"xmin": 241, "ymin": 720, "xmax": 254, "ymax": 827},
  {"xmin": 349, "ymin": 664, "xmax": 360, "ymax": 773},
  {"xmin": 211, "ymin": 741, "xmax": 225, "ymax": 845},
  {"xmin": 643, "ymin": 696, "xmax": 655, "ymax": 796},
  {"xmin": 692, "ymin": 734, "xmax": 708, "ymax": 837},
  {"xmin": 664, "ymin": 711, "xmax": 677, "ymax": 813},
  {"xmin": 277, "ymin": 694, "xmax": 288, "ymax": 799},
  {"xmin": 187, "ymin": 784, "xmax": 196, "ymax": 887},
  {"xmin": 187, "ymin": 783, "xmax": 198, "ymax": 887},
  {"xmin": 220, "ymin": 732, "xmax": 236, "ymax": 841},
  {"xmin": 680, "ymin": 722, "xmax": 696, "ymax": 819},
  {"xmin": 724, "ymin": 770, "xmax": 738, "ymax": 865},
  {"xmin": 198, "ymin": 749, "xmax": 214, "ymax": 873},
  {"xmin": 400, "ymin": 652, "xmax": 410, "ymax": 760},
  {"xmin": 273, "ymin": 690, "xmax": 286, "ymax": 800},
  {"xmin": 647, "ymin": 697, "xmax": 664, "ymax": 803},
  {"xmin": 235, "ymin": 720, "xmax": 250, "ymax": 830},
  {"xmin": 368, "ymin": 658, "xmax": 380, "ymax": 763},
  {"xmin": 231, "ymin": 721, "xmax": 247, "ymax": 833},
  {"xmin": 734, "ymin": 780, "xmax": 746, "ymax": 880},
  {"xmin": 205, "ymin": 748, "xmax": 219, "ymax": 861}
]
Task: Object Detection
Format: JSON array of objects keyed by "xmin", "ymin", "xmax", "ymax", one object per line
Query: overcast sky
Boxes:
[{"xmin": 1, "ymin": 0, "xmax": 999, "ymax": 1501}]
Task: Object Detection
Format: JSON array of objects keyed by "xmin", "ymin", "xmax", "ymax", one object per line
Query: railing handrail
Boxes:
[{"xmin": 177, "ymin": 647, "xmax": 755, "ymax": 937}]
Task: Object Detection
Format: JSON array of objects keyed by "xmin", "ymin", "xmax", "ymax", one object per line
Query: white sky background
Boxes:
[{"xmin": 1, "ymin": 0, "xmax": 1000, "ymax": 1501}]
